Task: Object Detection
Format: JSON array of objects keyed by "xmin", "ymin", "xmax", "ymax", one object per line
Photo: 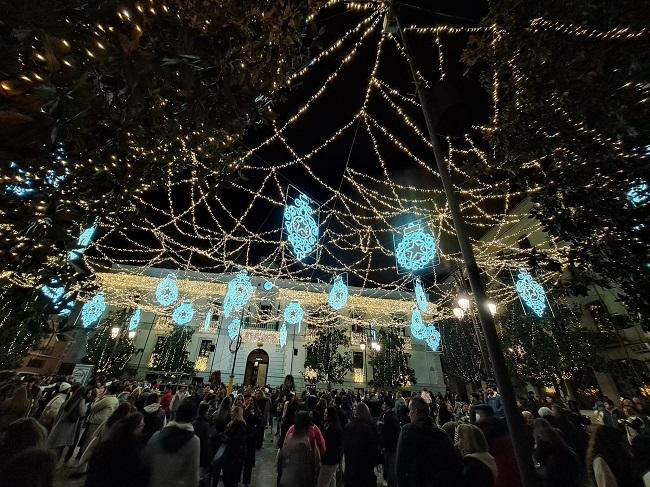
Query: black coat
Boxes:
[
  {"xmin": 396, "ymin": 416, "xmax": 462, "ymax": 487},
  {"xmin": 462, "ymin": 457, "xmax": 495, "ymax": 487},
  {"xmin": 343, "ymin": 417, "xmax": 382, "ymax": 486},
  {"xmin": 321, "ymin": 422, "xmax": 344, "ymax": 465},
  {"xmin": 192, "ymin": 416, "xmax": 212, "ymax": 468},
  {"xmin": 380, "ymin": 410, "xmax": 401, "ymax": 453},
  {"xmin": 86, "ymin": 439, "xmax": 148, "ymax": 487}
]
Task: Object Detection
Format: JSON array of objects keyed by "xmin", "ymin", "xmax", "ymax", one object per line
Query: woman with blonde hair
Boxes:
[{"xmin": 455, "ymin": 423, "xmax": 498, "ymax": 487}]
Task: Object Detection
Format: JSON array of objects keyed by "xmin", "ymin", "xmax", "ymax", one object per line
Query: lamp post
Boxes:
[{"xmin": 360, "ymin": 342, "xmax": 367, "ymax": 387}]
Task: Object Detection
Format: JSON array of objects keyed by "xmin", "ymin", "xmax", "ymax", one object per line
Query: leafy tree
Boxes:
[
  {"xmin": 304, "ymin": 327, "xmax": 353, "ymax": 387},
  {"xmin": 439, "ymin": 318, "xmax": 483, "ymax": 386},
  {"xmin": 149, "ymin": 326, "xmax": 195, "ymax": 373},
  {"xmin": 462, "ymin": 0, "xmax": 650, "ymax": 326},
  {"xmin": 85, "ymin": 309, "xmax": 137, "ymax": 377},
  {"xmin": 369, "ymin": 328, "xmax": 416, "ymax": 389}
]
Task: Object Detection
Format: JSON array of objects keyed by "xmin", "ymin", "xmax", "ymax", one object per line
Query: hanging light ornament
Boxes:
[
  {"xmin": 283, "ymin": 193, "xmax": 318, "ymax": 261},
  {"xmin": 172, "ymin": 301, "xmax": 194, "ymax": 326},
  {"xmin": 283, "ymin": 301, "xmax": 305, "ymax": 332},
  {"xmin": 328, "ymin": 275, "xmax": 349, "ymax": 311},
  {"xmin": 425, "ymin": 325, "xmax": 441, "ymax": 351},
  {"xmin": 395, "ymin": 222, "xmax": 437, "ymax": 272},
  {"xmin": 81, "ymin": 293, "xmax": 106, "ymax": 328},
  {"xmin": 155, "ymin": 274, "xmax": 179, "ymax": 307},
  {"xmin": 515, "ymin": 268, "xmax": 547, "ymax": 317},
  {"xmin": 410, "ymin": 308, "xmax": 430, "ymax": 340},
  {"xmin": 223, "ymin": 271, "xmax": 254, "ymax": 319},
  {"xmin": 627, "ymin": 181, "xmax": 648, "ymax": 206},
  {"xmin": 279, "ymin": 322, "xmax": 288, "ymax": 348},
  {"xmin": 128, "ymin": 308, "xmax": 141, "ymax": 331},
  {"xmin": 69, "ymin": 224, "xmax": 97, "ymax": 261},
  {"xmin": 203, "ymin": 308, "xmax": 214, "ymax": 331},
  {"xmin": 228, "ymin": 318, "xmax": 242, "ymax": 340},
  {"xmin": 414, "ymin": 277, "xmax": 428, "ymax": 312}
]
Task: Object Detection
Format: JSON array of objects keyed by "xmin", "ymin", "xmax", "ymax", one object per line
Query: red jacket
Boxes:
[{"xmin": 160, "ymin": 391, "xmax": 173, "ymax": 411}]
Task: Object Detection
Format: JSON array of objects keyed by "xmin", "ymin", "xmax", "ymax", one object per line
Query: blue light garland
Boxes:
[
  {"xmin": 279, "ymin": 323, "xmax": 288, "ymax": 348},
  {"xmin": 284, "ymin": 193, "xmax": 318, "ymax": 260},
  {"xmin": 328, "ymin": 275, "xmax": 349, "ymax": 311},
  {"xmin": 395, "ymin": 223, "xmax": 437, "ymax": 272},
  {"xmin": 128, "ymin": 308, "xmax": 141, "ymax": 331},
  {"xmin": 515, "ymin": 268, "xmax": 547, "ymax": 317},
  {"xmin": 81, "ymin": 293, "xmax": 106, "ymax": 328},
  {"xmin": 425, "ymin": 325, "xmax": 441, "ymax": 351},
  {"xmin": 41, "ymin": 282, "xmax": 65, "ymax": 303},
  {"xmin": 223, "ymin": 271, "xmax": 254, "ymax": 319},
  {"xmin": 41, "ymin": 280, "xmax": 75, "ymax": 317},
  {"xmin": 227, "ymin": 318, "xmax": 241, "ymax": 340},
  {"xmin": 155, "ymin": 274, "xmax": 179, "ymax": 307},
  {"xmin": 628, "ymin": 182, "xmax": 648, "ymax": 206},
  {"xmin": 414, "ymin": 277, "xmax": 428, "ymax": 312},
  {"xmin": 172, "ymin": 301, "xmax": 194, "ymax": 326},
  {"xmin": 68, "ymin": 224, "xmax": 97, "ymax": 262},
  {"xmin": 204, "ymin": 308, "xmax": 214, "ymax": 331},
  {"xmin": 410, "ymin": 308, "xmax": 430, "ymax": 340}
]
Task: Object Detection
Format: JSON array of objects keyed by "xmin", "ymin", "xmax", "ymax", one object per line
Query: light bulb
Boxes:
[
  {"xmin": 110, "ymin": 326, "xmax": 120, "ymax": 339},
  {"xmin": 452, "ymin": 307, "xmax": 464, "ymax": 320}
]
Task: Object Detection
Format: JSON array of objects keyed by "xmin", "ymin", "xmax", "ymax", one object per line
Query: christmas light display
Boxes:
[
  {"xmin": 81, "ymin": 293, "xmax": 106, "ymax": 328},
  {"xmin": 227, "ymin": 318, "xmax": 241, "ymax": 340},
  {"xmin": 279, "ymin": 322, "xmax": 288, "ymax": 347},
  {"xmin": 414, "ymin": 277, "xmax": 428, "ymax": 312},
  {"xmin": 223, "ymin": 271, "xmax": 254, "ymax": 319},
  {"xmin": 68, "ymin": 224, "xmax": 97, "ymax": 261},
  {"xmin": 41, "ymin": 282, "xmax": 65, "ymax": 303},
  {"xmin": 627, "ymin": 181, "xmax": 648, "ymax": 206},
  {"xmin": 283, "ymin": 301, "xmax": 305, "ymax": 327},
  {"xmin": 203, "ymin": 308, "xmax": 214, "ymax": 331},
  {"xmin": 283, "ymin": 193, "xmax": 319, "ymax": 261},
  {"xmin": 263, "ymin": 281, "xmax": 274, "ymax": 291},
  {"xmin": 172, "ymin": 301, "xmax": 194, "ymax": 326},
  {"xmin": 425, "ymin": 325, "xmax": 441, "ymax": 351},
  {"xmin": 128, "ymin": 308, "xmax": 141, "ymax": 331},
  {"xmin": 410, "ymin": 308, "xmax": 431, "ymax": 340},
  {"xmin": 155, "ymin": 274, "xmax": 179, "ymax": 307},
  {"xmin": 328, "ymin": 275, "xmax": 349, "ymax": 311},
  {"xmin": 515, "ymin": 268, "xmax": 547, "ymax": 317},
  {"xmin": 395, "ymin": 223, "xmax": 437, "ymax": 272}
]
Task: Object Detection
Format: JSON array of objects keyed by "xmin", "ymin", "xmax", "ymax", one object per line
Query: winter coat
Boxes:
[
  {"xmin": 170, "ymin": 391, "xmax": 188, "ymax": 416},
  {"xmin": 278, "ymin": 434, "xmax": 319, "ymax": 487},
  {"xmin": 395, "ymin": 415, "xmax": 462, "ymax": 487},
  {"xmin": 39, "ymin": 393, "xmax": 67, "ymax": 428},
  {"xmin": 48, "ymin": 398, "xmax": 87, "ymax": 448},
  {"xmin": 284, "ymin": 424, "xmax": 326, "ymax": 456},
  {"xmin": 486, "ymin": 395, "xmax": 504, "ymax": 417},
  {"xmin": 88, "ymin": 395, "xmax": 119, "ymax": 426},
  {"xmin": 191, "ymin": 416, "xmax": 212, "ymax": 469},
  {"xmin": 160, "ymin": 392, "xmax": 173, "ymax": 412},
  {"xmin": 144, "ymin": 422, "xmax": 200, "ymax": 487},
  {"xmin": 86, "ymin": 436, "xmax": 149, "ymax": 487},
  {"xmin": 321, "ymin": 422, "xmax": 344, "ymax": 466},
  {"xmin": 222, "ymin": 419, "xmax": 246, "ymax": 485},
  {"xmin": 462, "ymin": 453, "xmax": 498, "ymax": 487},
  {"xmin": 381, "ymin": 410, "xmax": 401, "ymax": 453},
  {"xmin": 477, "ymin": 417, "xmax": 522, "ymax": 487},
  {"xmin": 142, "ymin": 403, "xmax": 166, "ymax": 443},
  {"xmin": 533, "ymin": 438, "xmax": 582, "ymax": 487},
  {"xmin": 343, "ymin": 417, "xmax": 382, "ymax": 486}
]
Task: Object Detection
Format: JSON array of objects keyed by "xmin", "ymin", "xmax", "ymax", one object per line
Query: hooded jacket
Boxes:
[
  {"xmin": 144, "ymin": 421, "xmax": 200, "ymax": 487},
  {"xmin": 142, "ymin": 402, "xmax": 166, "ymax": 443},
  {"xmin": 463, "ymin": 452, "xmax": 498, "ymax": 487}
]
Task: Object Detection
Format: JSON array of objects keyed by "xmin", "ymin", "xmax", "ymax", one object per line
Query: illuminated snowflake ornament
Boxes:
[
  {"xmin": 284, "ymin": 301, "xmax": 304, "ymax": 326},
  {"xmin": 425, "ymin": 325, "xmax": 441, "ymax": 351},
  {"xmin": 515, "ymin": 268, "xmax": 547, "ymax": 317},
  {"xmin": 223, "ymin": 271, "xmax": 254, "ymax": 319},
  {"xmin": 279, "ymin": 323, "xmax": 288, "ymax": 348},
  {"xmin": 284, "ymin": 193, "xmax": 318, "ymax": 261},
  {"xmin": 228, "ymin": 318, "xmax": 242, "ymax": 341},
  {"xmin": 155, "ymin": 274, "xmax": 179, "ymax": 307},
  {"xmin": 69, "ymin": 224, "xmax": 97, "ymax": 261},
  {"xmin": 128, "ymin": 308, "xmax": 141, "ymax": 331},
  {"xmin": 627, "ymin": 181, "xmax": 648, "ymax": 206},
  {"xmin": 414, "ymin": 277, "xmax": 428, "ymax": 312},
  {"xmin": 329, "ymin": 275, "xmax": 349, "ymax": 311},
  {"xmin": 395, "ymin": 222, "xmax": 437, "ymax": 272},
  {"xmin": 172, "ymin": 301, "xmax": 194, "ymax": 326},
  {"xmin": 410, "ymin": 308, "xmax": 430, "ymax": 340},
  {"xmin": 204, "ymin": 308, "xmax": 214, "ymax": 331},
  {"xmin": 81, "ymin": 293, "xmax": 106, "ymax": 328},
  {"xmin": 41, "ymin": 282, "xmax": 65, "ymax": 303},
  {"xmin": 41, "ymin": 280, "xmax": 75, "ymax": 317}
]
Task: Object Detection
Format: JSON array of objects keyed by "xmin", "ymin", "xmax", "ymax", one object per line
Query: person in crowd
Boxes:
[
  {"xmin": 170, "ymin": 385, "xmax": 189, "ymax": 420},
  {"xmin": 144, "ymin": 399, "xmax": 200, "ymax": 487},
  {"xmin": 38, "ymin": 382, "xmax": 71, "ymax": 431},
  {"xmin": 312, "ymin": 397, "xmax": 328, "ymax": 429},
  {"xmin": 192, "ymin": 402, "xmax": 212, "ymax": 485},
  {"xmin": 0, "ymin": 417, "xmax": 48, "ymax": 471},
  {"xmin": 630, "ymin": 433, "xmax": 650, "ymax": 487},
  {"xmin": 380, "ymin": 398, "xmax": 400, "ymax": 487},
  {"xmin": 284, "ymin": 410, "xmax": 326, "ymax": 457},
  {"xmin": 142, "ymin": 392, "xmax": 166, "ymax": 444},
  {"xmin": 343, "ymin": 402, "xmax": 381, "ymax": 487},
  {"xmin": 602, "ymin": 399, "xmax": 625, "ymax": 430},
  {"xmin": 442, "ymin": 421, "xmax": 458, "ymax": 443},
  {"xmin": 78, "ymin": 381, "xmax": 121, "ymax": 455},
  {"xmin": 455, "ymin": 423, "xmax": 498, "ymax": 487},
  {"xmin": 254, "ymin": 389, "xmax": 270, "ymax": 448},
  {"xmin": 220, "ymin": 405, "xmax": 247, "ymax": 487},
  {"xmin": 160, "ymin": 385, "xmax": 173, "ymax": 416},
  {"xmin": 0, "ymin": 447, "xmax": 56, "ymax": 487},
  {"xmin": 278, "ymin": 410, "xmax": 320, "ymax": 487},
  {"xmin": 551, "ymin": 404, "xmax": 589, "ymax": 467},
  {"xmin": 47, "ymin": 384, "xmax": 87, "ymax": 463},
  {"xmin": 317, "ymin": 406, "xmax": 343, "ymax": 487},
  {"xmin": 86, "ymin": 412, "xmax": 149, "ymax": 487},
  {"xmin": 437, "ymin": 401, "xmax": 454, "ymax": 426},
  {"xmin": 279, "ymin": 392, "xmax": 298, "ymax": 448},
  {"xmin": 281, "ymin": 375, "xmax": 296, "ymax": 398},
  {"xmin": 242, "ymin": 398, "xmax": 261, "ymax": 487},
  {"xmin": 211, "ymin": 395, "xmax": 232, "ymax": 452},
  {"xmin": 485, "ymin": 389, "xmax": 504, "ymax": 417},
  {"xmin": 396, "ymin": 396, "xmax": 461, "ymax": 487},
  {"xmin": 587, "ymin": 425, "xmax": 644, "ymax": 487},
  {"xmin": 532, "ymin": 418, "xmax": 582, "ymax": 487}
]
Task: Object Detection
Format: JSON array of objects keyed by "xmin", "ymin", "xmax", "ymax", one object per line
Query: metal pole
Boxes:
[
  {"xmin": 469, "ymin": 311, "xmax": 493, "ymax": 383},
  {"xmin": 392, "ymin": 6, "xmax": 537, "ymax": 485}
]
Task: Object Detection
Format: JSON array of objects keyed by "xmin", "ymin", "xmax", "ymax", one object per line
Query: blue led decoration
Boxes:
[
  {"xmin": 227, "ymin": 318, "xmax": 241, "ymax": 340},
  {"xmin": 414, "ymin": 277, "xmax": 428, "ymax": 313},
  {"xmin": 155, "ymin": 274, "xmax": 179, "ymax": 307},
  {"xmin": 68, "ymin": 224, "xmax": 97, "ymax": 262},
  {"xmin": 515, "ymin": 268, "xmax": 547, "ymax": 317},
  {"xmin": 279, "ymin": 323, "xmax": 288, "ymax": 348},
  {"xmin": 328, "ymin": 275, "xmax": 349, "ymax": 311},
  {"xmin": 410, "ymin": 308, "xmax": 430, "ymax": 340},
  {"xmin": 263, "ymin": 281, "xmax": 274, "ymax": 291},
  {"xmin": 223, "ymin": 271, "xmax": 254, "ymax": 319},
  {"xmin": 627, "ymin": 182, "xmax": 648, "ymax": 206},
  {"xmin": 283, "ymin": 193, "xmax": 318, "ymax": 260},
  {"xmin": 425, "ymin": 325, "xmax": 441, "ymax": 351},
  {"xmin": 41, "ymin": 280, "xmax": 75, "ymax": 317},
  {"xmin": 395, "ymin": 223, "xmax": 436, "ymax": 272},
  {"xmin": 172, "ymin": 301, "xmax": 194, "ymax": 326},
  {"xmin": 283, "ymin": 301, "xmax": 305, "ymax": 332},
  {"xmin": 128, "ymin": 308, "xmax": 141, "ymax": 331},
  {"xmin": 41, "ymin": 283, "xmax": 65, "ymax": 303},
  {"xmin": 204, "ymin": 308, "xmax": 214, "ymax": 332},
  {"xmin": 81, "ymin": 293, "xmax": 106, "ymax": 328}
]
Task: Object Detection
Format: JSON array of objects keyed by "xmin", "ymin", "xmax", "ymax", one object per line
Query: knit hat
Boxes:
[{"xmin": 538, "ymin": 406, "xmax": 553, "ymax": 417}]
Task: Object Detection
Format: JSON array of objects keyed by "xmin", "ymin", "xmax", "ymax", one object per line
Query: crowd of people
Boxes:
[{"xmin": 0, "ymin": 371, "xmax": 649, "ymax": 487}]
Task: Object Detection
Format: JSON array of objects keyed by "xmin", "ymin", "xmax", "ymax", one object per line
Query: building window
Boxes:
[
  {"xmin": 353, "ymin": 351, "xmax": 364, "ymax": 369},
  {"xmin": 517, "ymin": 235, "xmax": 533, "ymax": 249},
  {"xmin": 195, "ymin": 339, "xmax": 212, "ymax": 372}
]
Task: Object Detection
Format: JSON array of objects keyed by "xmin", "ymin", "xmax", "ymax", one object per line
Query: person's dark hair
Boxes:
[
  {"xmin": 587, "ymin": 425, "xmax": 636, "ymax": 485},
  {"xmin": 198, "ymin": 402, "xmax": 210, "ymax": 418},
  {"xmin": 146, "ymin": 392, "xmax": 160, "ymax": 406},
  {"xmin": 0, "ymin": 418, "xmax": 47, "ymax": 458},
  {"xmin": 176, "ymin": 399, "xmax": 197, "ymax": 423},
  {"xmin": 283, "ymin": 374, "xmax": 295, "ymax": 389},
  {"xmin": 104, "ymin": 412, "xmax": 144, "ymax": 443},
  {"xmin": 107, "ymin": 381, "xmax": 122, "ymax": 395},
  {"xmin": 0, "ymin": 448, "xmax": 56, "ymax": 487},
  {"xmin": 63, "ymin": 384, "xmax": 85, "ymax": 412},
  {"xmin": 383, "ymin": 398, "xmax": 394, "ymax": 410},
  {"xmin": 410, "ymin": 396, "xmax": 430, "ymax": 417},
  {"xmin": 294, "ymin": 411, "xmax": 311, "ymax": 435},
  {"xmin": 533, "ymin": 418, "xmax": 567, "ymax": 448},
  {"xmin": 325, "ymin": 406, "xmax": 341, "ymax": 428},
  {"xmin": 604, "ymin": 399, "xmax": 614, "ymax": 407},
  {"xmin": 106, "ymin": 402, "xmax": 132, "ymax": 428}
]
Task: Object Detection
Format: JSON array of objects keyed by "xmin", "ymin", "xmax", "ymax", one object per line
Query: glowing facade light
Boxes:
[
  {"xmin": 42, "ymin": 280, "xmax": 75, "ymax": 317},
  {"xmin": 228, "ymin": 318, "xmax": 242, "ymax": 340},
  {"xmin": 486, "ymin": 301, "xmax": 497, "ymax": 317},
  {"xmin": 425, "ymin": 325, "xmax": 441, "ymax": 351},
  {"xmin": 42, "ymin": 283, "xmax": 65, "ymax": 303},
  {"xmin": 628, "ymin": 181, "xmax": 648, "ymax": 206},
  {"xmin": 414, "ymin": 277, "xmax": 428, "ymax": 312},
  {"xmin": 457, "ymin": 295, "xmax": 470, "ymax": 311},
  {"xmin": 263, "ymin": 281, "xmax": 274, "ymax": 291},
  {"xmin": 452, "ymin": 307, "xmax": 464, "ymax": 320},
  {"xmin": 360, "ymin": 343, "xmax": 366, "ymax": 351},
  {"xmin": 155, "ymin": 274, "xmax": 179, "ymax": 307},
  {"xmin": 128, "ymin": 330, "xmax": 136, "ymax": 340},
  {"xmin": 395, "ymin": 222, "xmax": 437, "ymax": 272},
  {"xmin": 328, "ymin": 275, "xmax": 349, "ymax": 311},
  {"xmin": 203, "ymin": 308, "xmax": 214, "ymax": 331},
  {"xmin": 128, "ymin": 308, "xmax": 141, "ymax": 331},
  {"xmin": 279, "ymin": 322, "xmax": 288, "ymax": 347},
  {"xmin": 283, "ymin": 193, "xmax": 318, "ymax": 261},
  {"xmin": 223, "ymin": 271, "xmax": 254, "ymax": 319},
  {"xmin": 515, "ymin": 268, "xmax": 547, "ymax": 317},
  {"xmin": 110, "ymin": 326, "xmax": 121, "ymax": 339},
  {"xmin": 81, "ymin": 293, "xmax": 106, "ymax": 328},
  {"xmin": 410, "ymin": 308, "xmax": 429, "ymax": 340},
  {"xmin": 172, "ymin": 301, "xmax": 194, "ymax": 326}
]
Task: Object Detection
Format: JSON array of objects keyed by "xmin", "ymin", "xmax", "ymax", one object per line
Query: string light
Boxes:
[
  {"xmin": 279, "ymin": 322, "xmax": 288, "ymax": 347},
  {"xmin": 227, "ymin": 317, "xmax": 241, "ymax": 340},
  {"xmin": 284, "ymin": 193, "xmax": 319, "ymax": 261},
  {"xmin": 128, "ymin": 308, "xmax": 141, "ymax": 331},
  {"xmin": 223, "ymin": 271, "xmax": 254, "ymax": 319},
  {"xmin": 414, "ymin": 277, "xmax": 428, "ymax": 313}
]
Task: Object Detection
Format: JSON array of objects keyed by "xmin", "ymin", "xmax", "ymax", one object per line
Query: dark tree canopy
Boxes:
[
  {"xmin": 304, "ymin": 327, "xmax": 353, "ymax": 386},
  {"xmin": 369, "ymin": 327, "xmax": 416, "ymax": 389},
  {"xmin": 85, "ymin": 309, "xmax": 137, "ymax": 377},
  {"xmin": 149, "ymin": 325, "xmax": 195, "ymax": 374},
  {"xmin": 440, "ymin": 318, "xmax": 483, "ymax": 385}
]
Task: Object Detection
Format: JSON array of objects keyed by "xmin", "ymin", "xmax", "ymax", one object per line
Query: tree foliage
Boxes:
[
  {"xmin": 304, "ymin": 327, "xmax": 353, "ymax": 387},
  {"xmin": 462, "ymin": 0, "xmax": 650, "ymax": 325},
  {"xmin": 369, "ymin": 328, "xmax": 416, "ymax": 389},
  {"xmin": 149, "ymin": 325, "xmax": 195, "ymax": 373},
  {"xmin": 439, "ymin": 318, "xmax": 483, "ymax": 385},
  {"xmin": 85, "ymin": 308, "xmax": 137, "ymax": 377}
]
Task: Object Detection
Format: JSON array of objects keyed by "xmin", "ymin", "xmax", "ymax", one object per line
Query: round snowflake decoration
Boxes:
[
  {"xmin": 410, "ymin": 308, "xmax": 431, "ymax": 340},
  {"xmin": 283, "ymin": 301, "xmax": 304, "ymax": 326},
  {"xmin": 156, "ymin": 274, "xmax": 179, "ymax": 307},
  {"xmin": 81, "ymin": 293, "xmax": 106, "ymax": 328},
  {"xmin": 328, "ymin": 275, "xmax": 349, "ymax": 311},
  {"xmin": 395, "ymin": 223, "xmax": 436, "ymax": 272},
  {"xmin": 284, "ymin": 194, "xmax": 318, "ymax": 261},
  {"xmin": 228, "ymin": 318, "xmax": 242, "ymax": 340},
  {"xmin": 414, "ymin": 277, "xmax": 428, "ymax": 312},
  {"xmin": 425, "ymin": 325, "xmax": 441, "ymax": 351},
  {"xmin": 515, "ymin": 268, "xmax": 547, "ymax": 317},
  {"xmin": 223, "ymin": 271, "xmax": 254, "ymax": 319},
  {"xmin": 128, "ymin": 308, "xmax": 141, "ymax": 331},
  {"xmin": 172, "ymin": 301, "xmax": 194, "ymax": 326},
  {"xmin": 279, "ymin": 322, "xmax": 288, "ymax": 348}
]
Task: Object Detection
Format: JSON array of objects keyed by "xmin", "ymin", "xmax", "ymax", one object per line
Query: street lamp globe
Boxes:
[
  {"xmin": 486, "ymin": 301, "xmax": 497, "ymax": 317},
  {"xmin": 452, "ymin": 307, "xmax": 464, "ymax": 320},
  {"xmin": 110, "ymin": 326, "xmax": 121, "ymax": 339},
  {"xmin": 457, "ymin": 295, "xmax": 470, "ymax": 311},
  {"xmin": 360, "ymin": 343, "xmax": 366, "ymax": 351},
  {"xmin": 128, "ymin": 330, "xmax": 136, "ymax": 340}
]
